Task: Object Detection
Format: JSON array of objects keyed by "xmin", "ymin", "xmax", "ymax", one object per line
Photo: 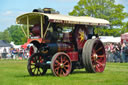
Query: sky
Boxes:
[{"xmin": 0, "ymin": 0, "xmax": 128, "ymax": 32}]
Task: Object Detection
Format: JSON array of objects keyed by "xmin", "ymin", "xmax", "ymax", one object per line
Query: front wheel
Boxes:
[
  {"xmin": 27, "ymin": 53, "xmax": 47, "ymax": 76},
  {"xmin": 51, "ymin": 52, "xmax": 72, "ymax": 77},
  {"xmin": 82, "ymin": 39, "xmax": 106, "ymax": 73}
]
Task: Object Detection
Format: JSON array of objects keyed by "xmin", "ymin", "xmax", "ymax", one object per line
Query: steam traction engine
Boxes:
[{"xmin": 16, "ymin": 8, "xmax": 109, "ymax": 77}]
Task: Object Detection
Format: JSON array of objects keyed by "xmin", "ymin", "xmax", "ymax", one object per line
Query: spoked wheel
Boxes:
[
  {"xmin": 51, "ymin": 52, "xmax": 72, "ymax": 77},
  {"xmin": 27, "ymin": 53, "xmax": 47, "ymax": 76},
  {"xmin": 75, "ymin": 27, "xmax": 88, "ymax": 49},
  {"xmin": 82, "ymin": 39, "xmax": 106, "ymax": 73}
]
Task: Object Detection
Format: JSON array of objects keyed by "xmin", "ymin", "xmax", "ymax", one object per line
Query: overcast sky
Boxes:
[{"xmin": 0, "ymin": 0, "xmax": 128, "ymax": 32}]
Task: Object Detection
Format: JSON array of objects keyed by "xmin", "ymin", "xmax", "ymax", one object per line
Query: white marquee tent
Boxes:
[{"xmin": 99, "ymin": 36, "xmax": 121, "ymax": 43}]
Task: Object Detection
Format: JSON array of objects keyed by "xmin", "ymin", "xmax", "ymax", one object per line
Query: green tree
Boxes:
[
  {"xmin": 69, "ymin": 0, "xmax": 128, "ymax": 36},
  {"xmin": 0, "ymin": 30, "xmax": 11, "ymax": 42},
  {"xmin": 7, "ymin": 25, "xmax": 27, "ymax": 45},
  {"xmin": 0, "ymin": 32, "xmax": 3, "ymax": 40},
  {"xmin": 121, "ymin": 21, "xmax": 128, "ymax": 33},
  {"xmin": 97, "ymin": 28, "xmax": 121, "ymax": 36},
  {"xmin": 3, "ymin": 30, "xmax": 11, "ymax": 42},
  {"xmin": 69, "ymin": 0, "xmax": 127, "ymax": 27}
]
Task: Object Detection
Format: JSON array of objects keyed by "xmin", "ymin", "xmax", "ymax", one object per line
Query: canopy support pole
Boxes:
[
  {"xmin": 44, "ymin": 22, "xmax": 50, "ymax": 38},
  {"xmin": 27, "ymin": 16, "xmax": 29, "ymax": 38},
  {"xmin": 21, "ymin": 25, "xmax": 27, "ymax": 38},
  {"xmin": 41, "ymin": 15, "xmax": 43, "ymax": 38}
]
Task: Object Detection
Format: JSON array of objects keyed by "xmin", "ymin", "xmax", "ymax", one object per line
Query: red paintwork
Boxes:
[
  {"xmin": 67, "ymin": 52, "xmax": 78, "ymax": 61},
  {"xmin": 21, "ymin": 42, "xmax": 29, "ymax": 49},
  {"xmin": 27, "ymin": 38, "xmax": 43, "ymax": 43},
  {"xmin": 27, "ymin": 38, "xmax": 42, "ymax": 57},
  {"xmin": 29, "ymin": 46, "xmax": 34, "ymax": 57}
]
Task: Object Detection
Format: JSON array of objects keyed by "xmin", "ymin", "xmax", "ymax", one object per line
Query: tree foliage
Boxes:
[
  {"xmin": 69, "ymin": 0, "xmax": 128, "ymax": 36},
  {"xmin": 0, "ymin": 25, "xmax": 27, "ymax": 45},
  {"xmin": 121, "ymin": 21, "xmax": 128, "ymax": 33},
  {"xmin": 0, "ymin": 30, "xmax": 11, "ymax": 43},
  {"xmin": 95, "ymin": 27, "xmax": 121, "ymax": 37},
  {"xmin": 7, "ymin": 25, "xmax": 27, "ymax": 45}
]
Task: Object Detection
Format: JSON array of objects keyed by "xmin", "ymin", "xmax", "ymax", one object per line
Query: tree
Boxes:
[
  {"xmin": 7, "ymin": 25, "xmax": 27, "ymax": 45},
  {"xmin": 121, "ymin": 21, "xmax": 128, "ymax": 33},
  {"xmin": 96, "ymin": 28, "xmax": 121, "ymax": 36},
  {"xmin": 3, "ymin": 30, "xmax": 11, "ymax": 42},
  {"xmin": 69, "ymin": 0, "xmax": 128, "ymax": 36},
  {"xmin": 0, "ymin": 32, "xmax": 3, "ymax": 40},
  {"xmin": 69, "ymin": 0, "xmax": 127, "ymax": 27},
  {"xmin": 0, "ymin": 30, "xmax": 11, "ymax": 42}
]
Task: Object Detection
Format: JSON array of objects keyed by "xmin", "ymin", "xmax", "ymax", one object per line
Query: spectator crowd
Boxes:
[
  {"xmin": 105, "ymin": 42, "xmax": 128, "ymax": 63},
  {"xmin": 0, "ymin": 47, "xmax": 29, "ymax": 60}
]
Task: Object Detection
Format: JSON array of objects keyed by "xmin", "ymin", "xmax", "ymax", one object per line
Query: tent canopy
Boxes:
[
  {"xmin": 99, "ymin": 36, "xmax": 121, "ymax": 43},
  {"xmin": 0, "ymin": 40, "xmax": 12, "ymax": 47}
]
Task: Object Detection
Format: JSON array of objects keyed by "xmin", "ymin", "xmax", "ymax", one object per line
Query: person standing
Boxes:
[
  {"xmin": 117, "ymin": 43, "xmax": 123, "ymax": 63},
  {"xmin": 110, "ymin": 43, "xmax": 114, "ymax": 62},
  {"xmin": 106, "ymin": 43, "xmax": 110, "ymax": 62},
  {"xmin": 123, "ymin": 43, "xmax": 128, "ymax": 63},
  {"xmin": 3, "ymin": 48, "xmax": 7, "ymax": 58},
  {"xmin": 113, "ymin": 44, "xmax": 118, "ymax": 62},
  {"xmin": 121, "ymin": 43, "xmax": 126, "ymax": 62},
  {"xmin": 12, "ymin": 48, "xmax": 16, "ymax": 59}
]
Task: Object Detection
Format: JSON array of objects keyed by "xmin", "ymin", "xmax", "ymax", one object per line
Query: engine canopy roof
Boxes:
[{"xmin": 16, "ymin": 12, "xmax": 110, "ymax": 26}]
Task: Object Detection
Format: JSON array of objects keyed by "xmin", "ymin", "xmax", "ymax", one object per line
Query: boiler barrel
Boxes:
[{"xmin": 47, "ymin": 43, "xmax": 74, "ymax": 55}]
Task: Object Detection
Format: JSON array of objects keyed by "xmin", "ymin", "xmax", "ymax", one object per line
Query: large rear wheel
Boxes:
[
  {"xmin": 51, "ymin": 52, "xmax": 72, "ymax": 77},
  {"xmin": 82, "ymin": 39, "xmax": 106, "ymax": 73}
]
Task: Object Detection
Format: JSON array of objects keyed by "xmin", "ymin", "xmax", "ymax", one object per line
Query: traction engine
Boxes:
[{"xmin": 16, "ymin": 8, "xmax": 109, "ymax": 77}]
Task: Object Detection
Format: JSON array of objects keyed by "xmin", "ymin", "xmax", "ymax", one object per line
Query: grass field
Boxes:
[{"xmin": 0, "ymin": 60, "xmax": 128, "ymax": 85}]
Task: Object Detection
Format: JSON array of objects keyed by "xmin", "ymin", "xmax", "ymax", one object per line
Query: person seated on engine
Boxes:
[
  {"xmin": 50, "ymin": 30, "xmax": 58, "ymax": 43},
  {"xmin": 45, "ymin": 29, "xmax": 52, "ymax": 43},
  {"xmin": 45, "ymin": 26, "xmax": 59, "ymax": 43},
  {"xmin": 49, "ymin": 24, "xmax": 62, "ymax": 43}
]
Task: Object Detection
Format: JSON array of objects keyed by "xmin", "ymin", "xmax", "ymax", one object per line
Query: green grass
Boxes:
[{"xmin": 0, "ymin": 60, "xmax": 128, "ymax": 85}]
